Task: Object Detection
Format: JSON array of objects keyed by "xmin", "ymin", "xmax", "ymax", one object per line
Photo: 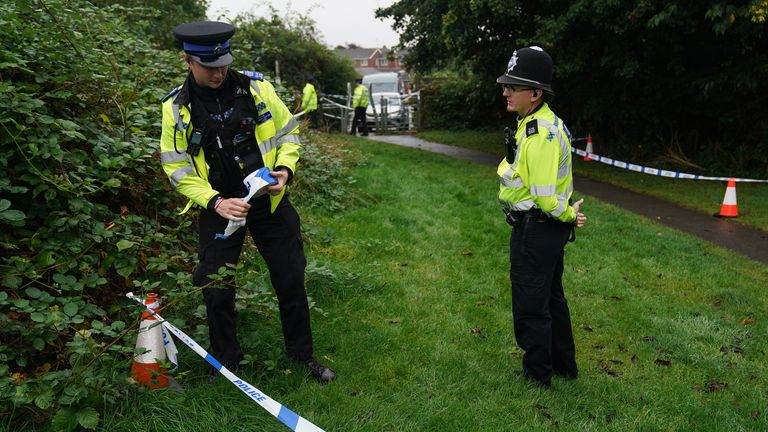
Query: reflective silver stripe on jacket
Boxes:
[
  {"xmin": 530, "ymin": 185, "xmax": 556, "ymax": 196},
  {"xmin": 499, "ymin": 198, "xmax": 535, "ymax": 211},
  {"xmin": 551, "ymin": 184, "xmax": 574, "ymax": 217},
  {"xmin": 259, "ymin": 118, "xmax": 301, "ymax": 155},
  {"xmin": 500, "ymin": 175, "xmax": 524, "ymax": 189},
  {"xmin": 172, "ymin": 103, "xmax": 184, "ymax": 132},
  {"xmin": 170, "ymin": 165, "xmax": 195, "ymax": 188},
  {"xmin": 160, "ymin": 151, "xmax": 188, "ymax": 164},
  {"xmin": 277, "ymin": 117, "xmax": 300, "ymax": 138}
]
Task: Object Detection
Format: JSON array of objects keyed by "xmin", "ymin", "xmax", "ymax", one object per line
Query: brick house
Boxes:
[{"xmin": 333, "ymin": 46, "xmax": 409, "ymax": 76}]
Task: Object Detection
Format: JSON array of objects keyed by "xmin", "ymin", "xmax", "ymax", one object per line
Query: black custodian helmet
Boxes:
[{"xmin": 496, "ymin": 46, "xmax": 554, "ymax": 96}]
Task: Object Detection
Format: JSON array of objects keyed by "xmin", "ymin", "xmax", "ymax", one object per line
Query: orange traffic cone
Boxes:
[
  {"xmin": 583, "ymin": 134, "xmax": 594, "ymax": 161},
  {"xmin": 715, "ymin": 177, "xmax": 738, "ymax": 218},
  {"xmin": 130, "ymin": 293, "xmax": 169, "ymax": 389}
]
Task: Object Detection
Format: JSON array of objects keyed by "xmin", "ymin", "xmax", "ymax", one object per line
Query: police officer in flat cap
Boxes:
[
  {"xmin": 159, "ymin": 21, "xmax": 336, "ymax": 383},
  {"xmin": 494, "ymin": 46, "xmax": 586, "ymax": 389}
]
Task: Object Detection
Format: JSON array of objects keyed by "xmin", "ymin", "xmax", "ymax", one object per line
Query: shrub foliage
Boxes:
[
  {"xmin": 0, "ymin": 1, "xmax": 360, "ymax": 430},
  {"xmin": 380, "ymin": 0, "xmax": 768, "ymax": 175}
]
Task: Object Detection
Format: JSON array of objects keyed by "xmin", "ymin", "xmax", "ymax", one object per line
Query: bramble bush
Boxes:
[
  {"xmin": 0, "ymin": 1, "xmax": 361, "ymax": 430},
  {"xmin": 0, "ymin": 1, "xmax": 203, "ymax": 430}
]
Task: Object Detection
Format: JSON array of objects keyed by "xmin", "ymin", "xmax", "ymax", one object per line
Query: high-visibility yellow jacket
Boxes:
[
  {"xmin": 352, "ymin": 84, "xmax": 369, "ymax": 108},
  {"xmin": 497, "ymin": 103, "xmax": 576, "ymax": 223},
  {"xmin": 159, "ymin": 71, "xmax": 300, "ymax": 214},
  {"xmin": 301, "ymin": 83, "xmax": 317, "ymax": 112}
]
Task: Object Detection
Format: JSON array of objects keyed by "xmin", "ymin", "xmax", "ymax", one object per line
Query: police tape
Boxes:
[
  {"xmin": 126, "ymin": 292, "xmax": 326, "ymax": 432},
  {"xmin": 320, "ymin": 97, "xmax": 353, "ymax": 111},
  {"xmin": 322, "ymin": 112, "xmax": 344, "ymax": 120},
  {"xmin": 322, "ymin": 93, "xmax": 349, "ymax": 100},
  {"xmin": 571, "ymin": 147, "xmax": 768, "ymax": 183}
]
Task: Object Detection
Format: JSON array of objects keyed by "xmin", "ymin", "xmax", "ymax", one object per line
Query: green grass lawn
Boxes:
[
  {"xmin": 103, "ymin": 135, "xmax": 768, "ymax": 431},
  {"xmin": 417, "ymin": 130, "xmax": 768, "ymax": 231}
]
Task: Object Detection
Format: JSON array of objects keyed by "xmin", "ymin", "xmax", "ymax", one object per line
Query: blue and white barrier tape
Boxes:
[
  {"xmin": 126, "ymin": 293, "xmax": 325, "ymax": 432},
  {"xmin": 572, "ymin": 148, "xmax": 768, "ymax": 183},
  {"xmin": 320, "ymin": 97, "xmax": 353, "ymax": 111},
  {"xmin": 322, "ymin": 93, "xmax": 349, "ymax": 100}
]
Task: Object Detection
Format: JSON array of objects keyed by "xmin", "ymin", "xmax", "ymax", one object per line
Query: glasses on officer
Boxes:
[{"xmin": 502, "ymin": 85, "xmax": 533, "ymax": 93}]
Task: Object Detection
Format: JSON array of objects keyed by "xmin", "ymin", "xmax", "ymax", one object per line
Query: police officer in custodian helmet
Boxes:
[{"xmin": 495, "ymin": 46, "xmax": 587, "ymax": 389}]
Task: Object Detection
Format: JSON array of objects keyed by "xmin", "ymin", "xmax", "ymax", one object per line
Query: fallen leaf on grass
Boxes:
[
  {"xmin": 601, "ymin": 364, "xmax": 619, "ymax": 377},
  {"xmin": 581, "ymin": 325, "xmax": 594, "ymax": 332},
  {"xmin": 462, "ymin": 251, "xmax": 473, "ymax": 256},
  {"xmin": 741, "ymin": 316, "xmax": 755, "ymax": 325},
  {"xmin": 388, "ymin": 318, "xmax": 402, "ymax": 324},
  {"xmin": 720, "ymin": 345, "xmax": 744, "ymax": 354},
  {"xmin": 706, "ymin": 380, "xmax": 728, "ymax": 392},
  {"xmin": 470, "ymin": 327, "xmax": 485, "ymax": 337},
  {"xmin": 655, "ymin": 358, "xmax": 672, "ymax": 367}
]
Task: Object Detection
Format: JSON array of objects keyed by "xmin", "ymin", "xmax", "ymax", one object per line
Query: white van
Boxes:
[
  {"xmin": 362, "ymin": 72, "xmax": 401, "ymax": 94},
  {"xmin": 362, "ymin": 72, "xmax": 407, "ymax": 130}
]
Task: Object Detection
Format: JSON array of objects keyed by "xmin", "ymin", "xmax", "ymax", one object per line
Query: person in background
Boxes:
[
  {"xmin": 301, "ymin": 77, "xmax": 319, "ymax": 129},
  {"xmin": 158, "ymin": 20, "xmax": 335, "ymax": 383},
  {"xmin": 494, "ymin": 45, "xmax": 587, "ymax": 389},
  {"xmin": 350, "ymin": 77, "xmax": 369, "ymax": 136}
]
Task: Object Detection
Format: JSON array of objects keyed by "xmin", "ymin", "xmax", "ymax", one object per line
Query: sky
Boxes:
[{"xmin": 207, "ymin": 0, "xmax": 401, "ymax": 49}]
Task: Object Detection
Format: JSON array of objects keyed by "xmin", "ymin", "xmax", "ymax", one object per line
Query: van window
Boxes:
[{"xmin": 370, "ymin": 82, "xmax": 398, "ymax": 93}]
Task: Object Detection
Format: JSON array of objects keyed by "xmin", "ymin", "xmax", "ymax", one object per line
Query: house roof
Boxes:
[
  {"xmin": 334, "ymin": 46, "xmax": 409, "ymax": 61},
  {"xmin": 334, "ymin": 47, "xmax": 377, "ymax": 60}
]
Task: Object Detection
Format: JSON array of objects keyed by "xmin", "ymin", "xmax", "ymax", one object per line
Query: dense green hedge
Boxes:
[
  {"xmin": 0, "ymin": 1, "xmax": 361, "ymax": 430},
  {"xmin": 380, "ymin": 0, "xmax": 768, "ymax": 176},
  {"xmin": 0, "ymin": 2, "xmax": 200, "ymax": 429}
]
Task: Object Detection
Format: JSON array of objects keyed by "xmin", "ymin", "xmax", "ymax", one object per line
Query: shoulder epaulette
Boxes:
[
  {"xmin": 161, "ymin": 86, "xmax": 180, "ymax": 103},
  {"xmin": 525, "ymin": 120, "xmax": 539, "ymax": 137},
  {"xmin": 242, "ymin": 70, "xmax": 264, "ymax": 81}
]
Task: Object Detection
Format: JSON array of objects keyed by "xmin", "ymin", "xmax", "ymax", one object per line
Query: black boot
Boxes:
[{"xmin": 305, "ymin": 357, "xmax": 336, "ymax": 384}]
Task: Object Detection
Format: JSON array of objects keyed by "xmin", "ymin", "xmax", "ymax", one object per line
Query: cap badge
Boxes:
[
  {"xmin": 507, "ymin": 51, "xmax": 518, "ymax": 74},
  {"xmin": 214, "ymin": 43, "xmax": 223, "ymax": 55}
]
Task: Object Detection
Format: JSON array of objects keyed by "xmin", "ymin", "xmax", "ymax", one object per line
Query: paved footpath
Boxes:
[{"xmin": 363, "ymin": 134, "xmax": 768, "ymax": 265}]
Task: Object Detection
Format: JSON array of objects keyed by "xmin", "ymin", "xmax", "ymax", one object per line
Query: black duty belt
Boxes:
[{"xmin": 502, "ymin": 207, "xmax": 576, "ymax": 242}]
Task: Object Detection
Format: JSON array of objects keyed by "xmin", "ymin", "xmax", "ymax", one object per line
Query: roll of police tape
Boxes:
[
  {"xmin": 126, "ymin": 293, "xmax": 325, "ymax": 432},
  {"xmin": 571, "ymin": 147, "xmax": 768, "ymax": 183}
]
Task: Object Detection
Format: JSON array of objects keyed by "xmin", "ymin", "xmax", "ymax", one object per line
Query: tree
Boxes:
[
  {"xmin": 378, "ymin": 0, "xmax": 768, "ymax": 174},
  {"xmin": 233, "ymin": 9, "xmax": 358, "ymax": 97}
]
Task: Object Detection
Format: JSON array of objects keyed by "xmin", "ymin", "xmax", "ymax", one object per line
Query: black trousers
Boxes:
[
  {"xmin": 509, "ymin": 216, "xmax": 577, "ymax": 384},
  {"xmin": 193, "ymin": 196, "xmax": 313, "ymax": 367},
  {"xmin": 307, "ymin": 110, "xmax": 319, "ymax": 129},
  {"xmin": 351, "ymin": 106, "xmax": 368, "ymax": 135}
]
